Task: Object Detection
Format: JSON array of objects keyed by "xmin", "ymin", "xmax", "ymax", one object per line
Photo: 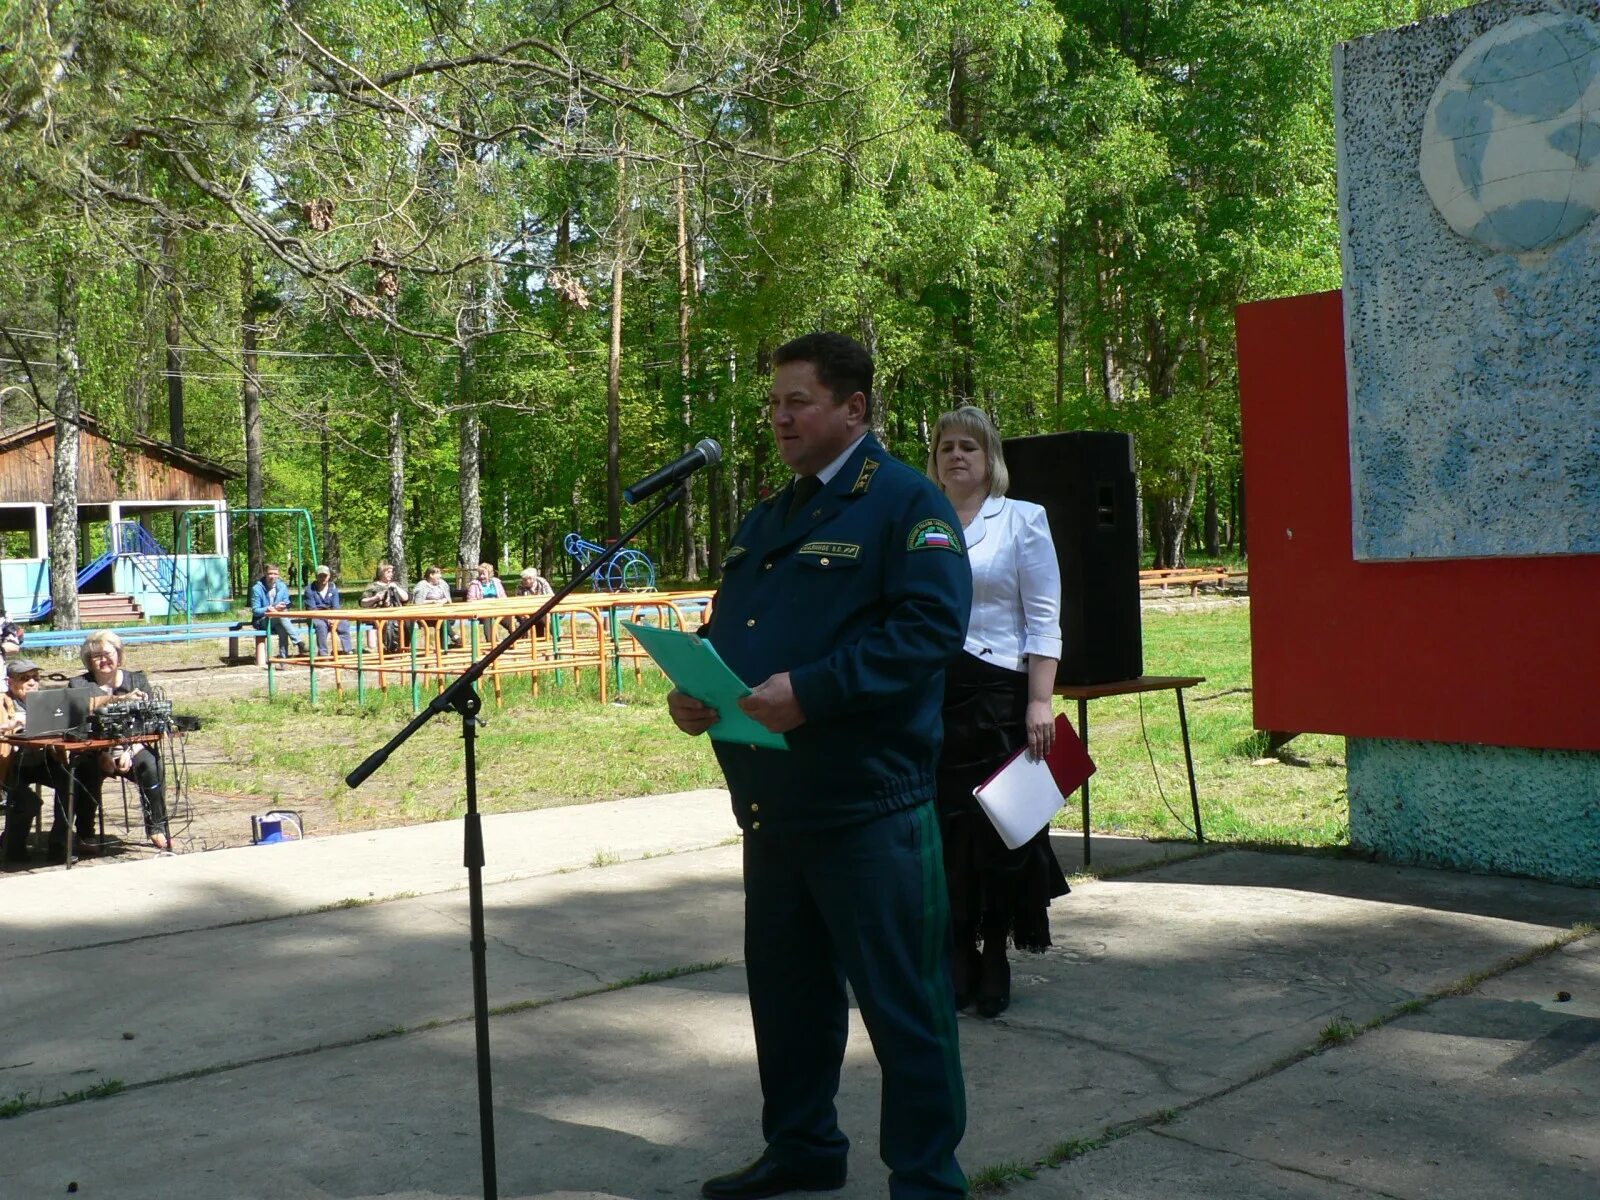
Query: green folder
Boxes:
[{"xmin": 622, "ymin": 621, "xmax": 789, "ymax": 751}]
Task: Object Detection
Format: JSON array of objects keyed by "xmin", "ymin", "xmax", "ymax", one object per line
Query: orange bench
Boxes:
[{"xmin": 1139, "ymin": 567, "xmax": 1229, "ymax": 596}]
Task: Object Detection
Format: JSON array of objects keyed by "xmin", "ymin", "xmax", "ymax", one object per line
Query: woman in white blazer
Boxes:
[{"xmin": 927, "ymin": 406, "xmax": 1070, "ymax": 1018}]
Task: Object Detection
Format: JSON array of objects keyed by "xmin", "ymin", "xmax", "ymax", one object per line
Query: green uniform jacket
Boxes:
[{"xmin": 704, "ymin": 434, "xmax": 972, "ymax": 830}]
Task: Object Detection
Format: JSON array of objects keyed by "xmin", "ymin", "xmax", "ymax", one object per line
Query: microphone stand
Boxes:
[{"xmin": 346, "ymin": 482, "xmax": 689, "ymax": 1200}]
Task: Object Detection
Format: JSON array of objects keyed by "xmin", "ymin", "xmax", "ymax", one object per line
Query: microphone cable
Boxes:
[{"xmin": 1137, "ymin": 693, "xmax": 1197, "ymax": 840}]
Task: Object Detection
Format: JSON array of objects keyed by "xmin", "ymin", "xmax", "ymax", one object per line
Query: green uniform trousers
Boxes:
[{"xmin": 743, "ymin": 801, "xmax": 967, "ymax": 1200}]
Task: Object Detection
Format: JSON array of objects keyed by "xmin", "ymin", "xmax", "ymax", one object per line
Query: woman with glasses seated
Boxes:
[{"xmin": 69, "ymin": 630, "xmax": 173, "ymax": 853}]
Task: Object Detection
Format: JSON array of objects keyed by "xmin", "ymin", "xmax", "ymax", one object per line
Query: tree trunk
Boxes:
[
  {"xmin": 456, "ymin": 285, "xmax": 482, "ymax": 584},
  {"xmin": 1054, "ymin": 223, "xmax": 1068, "ymax": 427},
  {"xmin": 1237, "ymin": 470, "xmax": 1247, "ymax": 557},
  {"xmin": 129, "ymin": 255, "xmax": 151, "ymax": 433},
  {"xmin": 241, "ymin": 251, "xmax": 265, "ymax": 583},
  {"xmin": 457, "ymin": 402, "xmax": 482, "ymax": 582},
  {"xmin": 1101, "ymin": 336, "xmax": 1126, "ymax": 406},
  {"xmin": 1225, "ymin": 467, "xmax": 1237, "ymax": 554},
  {"xmin": 319, "ymin": 396, "xmax": 339, "ymax": 576},
  {"xmin": 708, "ymin": 461, "xmax": 724, "ymax": 582},
  {"xmin": 163, "ymin": 225, "xmax": 185, "ymax": 447},
  {"xmin": 676, "ymin": 164, "xmax": 698, "ymax": 581},
  {"xmin": 49, "ymin": 268, "xmax": 81, "ymax": 631},
  {"xmin": 1147, "ymin": 500, "xmax": 1165, "ymax": 570},
  {"xmin": 1156, "ymin": 466, "xmax": 1202, "ymax": 569},
  {"xmin": 709, "ymin": 355, "xmax": 736, "ymax": 582},
  {"xmin": 951, "ymin": 312, "xmax": 975, "ymax": 405},
  {"xmin": 387, "ymin": 400, "xmax": 407, "ymax": 585},
  {"xmin": 1133, "ymin": 463, "xmax": 1145, "ymax": 565},
  {"xmin": 482, "ymin": 479, "xmax": 504, "ymax": 570},
  {"xmin": 408, "ymin": 491, "xmax": 423, "ymax": 582},
  {"xmin": 606, "ymin": 153, "xmax": 627, "ymax": 542},
  {"xmin": 1204, "ymin": 466, "xmax": 1219, "ymax": 556}
]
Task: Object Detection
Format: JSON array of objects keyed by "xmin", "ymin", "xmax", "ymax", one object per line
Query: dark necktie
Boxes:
[{"xmin": 788, "ymin": 475, "xmax": 822, "ymax": 520}]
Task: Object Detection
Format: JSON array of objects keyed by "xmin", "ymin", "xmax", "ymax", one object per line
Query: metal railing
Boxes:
[{"xmin": 115, "ymin": 521, "xmax": 191, "ymax": 615}]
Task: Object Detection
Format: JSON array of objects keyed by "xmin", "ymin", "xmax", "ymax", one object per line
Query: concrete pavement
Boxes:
[{"xmin": 2, "ymin": 790, "xmax": 1594, "ymax": 1200}]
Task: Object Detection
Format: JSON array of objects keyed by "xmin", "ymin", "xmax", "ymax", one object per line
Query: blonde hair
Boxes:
[
  {"xmin": 478, "ymin": 562, "xmax": 494, "ymax": 574},
  {"xmin": 80, "ymin": 629, "xmax": 124, "ymax": 670},
  {"xmin": 927, "ymin": 406, "xmax": 1009, "ymax": 497}
]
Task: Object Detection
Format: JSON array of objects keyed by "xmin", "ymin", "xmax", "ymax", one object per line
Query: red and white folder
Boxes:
[{"xmin": 972, "ymin": 712, "xmax": 1096, "ymax": 850}]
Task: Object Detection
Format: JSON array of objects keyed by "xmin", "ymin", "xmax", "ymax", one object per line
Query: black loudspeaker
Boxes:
[{"xmin": 1002, "ymin": 431, "xmax": 1142, "ymax": 685}]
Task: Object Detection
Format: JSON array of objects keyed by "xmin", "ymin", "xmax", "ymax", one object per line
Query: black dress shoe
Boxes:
[
  {"xmin": 952, "ymin": 945, "xmax": 980, "ymax": 1011},
  {"xmin": 700, "ymin": 1155, "xmax": 847, "ymax": 1200},
  {"xmin": 975, "ymin": 942, "xmax": 1010, "ymax": 1018},
  {"xmin": 975, "ymin": 990, "xmax": 1011, "ymax": 1018}
]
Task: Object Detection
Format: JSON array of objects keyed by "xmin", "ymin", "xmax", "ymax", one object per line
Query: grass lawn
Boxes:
[
  {"xmin": 184, "ymin": 670, "xmax": 727, "ymax": 830},
  {"xmin": 171, "ymin": 600, "xmax": 1348, "ymax": 849},
  {"xmin": 1081, "ymin": 603, "xmax": 1348, "ymax": 847}
]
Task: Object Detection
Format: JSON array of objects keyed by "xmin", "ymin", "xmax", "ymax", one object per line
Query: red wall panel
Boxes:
[{"xmin": 1237, "ymin": 289, "xmax": 1600, "ymax": 753}]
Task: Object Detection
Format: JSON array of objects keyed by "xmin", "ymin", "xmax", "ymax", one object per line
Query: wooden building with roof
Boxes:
[{"xmin": 0, "ymin": 417, "xmax": 237, "ymax": 622}]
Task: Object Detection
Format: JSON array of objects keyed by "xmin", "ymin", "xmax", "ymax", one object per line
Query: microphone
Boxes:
[{"xmin": 623, "ymin": 437, "xmax": 722, "ymax": 504}]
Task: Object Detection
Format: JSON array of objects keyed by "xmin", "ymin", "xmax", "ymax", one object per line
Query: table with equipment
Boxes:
[
  {"xmin": 3, "ymin": 698, "xmax": 181, "ymax": 868},
  {"xmin": 1054, "ymin": 675, "xmax": 1206, "ymax": 866}
]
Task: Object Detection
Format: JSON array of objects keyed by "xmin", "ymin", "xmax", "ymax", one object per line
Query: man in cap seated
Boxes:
[
  {"xmin": 0, "ymin": 658, "xmax": 83, "ymax": 865},
  {"xmin": 304, "ymin": 564, "xmax": 354, "ymax": 656}
]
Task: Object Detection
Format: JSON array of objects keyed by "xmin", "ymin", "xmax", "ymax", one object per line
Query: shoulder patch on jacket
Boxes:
[
  {"xmin": 907, "ymin": 518, "xmax": 962, "ymax": 554},
  {"xmin": 722, "ymin": 545, "xmax": 748, "ymax": 567},
  {"xmin": 851, "ymin": 458, "xmax": 881, "ymax": 494}
]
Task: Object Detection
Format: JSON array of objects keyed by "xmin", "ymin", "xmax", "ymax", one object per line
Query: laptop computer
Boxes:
[{"xmin": 24, "ymin": 687, "xmax": 92, "ymax": 737}]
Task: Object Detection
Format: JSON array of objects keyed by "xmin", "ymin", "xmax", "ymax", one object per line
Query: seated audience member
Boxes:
[
  {"xmin": 465, "ymin": 562, "xmax": 510, "ymax": 642},
  {"xmin": 250, "ymin": 562, "xmax": 306, "ymax": 657},
  {"xmin": 410, "ymin": 564, "xmax": 455, "ymax": 650},
  {"xmin": 517, "ymin": 566, "xmax": 555, "ymax": 638},
  {"xmin": 518, "ymin": 566, "xmax": 554, "ymax": 597},
  {"xmin": 1, "ymin": 657, "xmax": 78, "ymax": 865},
  {"xmin": 1, "ymin": 606, "xmax": 23, "ymax": 684},
  {"xmin": 304, "ymin": 564, "xmax": 353, "ymax": 656},
  {"xmin": 0, "ymin": 611, "xmax": 21, "ymax": 655},
  {"xmin": 360, "ymin": 562, "xmax": 409, "ymax": 652},
  {"xmin": 70, "ymin": 631, "xmax": 173, "ymax": 853}
]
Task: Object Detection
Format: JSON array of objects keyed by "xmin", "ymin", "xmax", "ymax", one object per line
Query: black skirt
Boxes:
[{"xmin": 937, "ymin": 651, "xmax": 1070, "ymax": 953}]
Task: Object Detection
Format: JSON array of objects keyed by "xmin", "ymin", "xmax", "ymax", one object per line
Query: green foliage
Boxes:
[
  {"xmin": 0, "ymin": 1078, "xmax": 125, "ymax": 1121},
  {"xmin": 2, "ymin": 1, "xmax": 1476, "ymax": 571},
  {"xmin": 1318, "ymin": 1016, "xmax": 1358, "ymax": 1047}
]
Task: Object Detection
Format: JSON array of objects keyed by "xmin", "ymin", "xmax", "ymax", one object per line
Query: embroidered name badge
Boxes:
[
  {"xmin": 851, "ymin": 458, "xmax": 880, "ymax": 494},
  {"xmin": 907, "ymin": 518, "xmax": 962, "ymax": 554},
  {"xmin": 798, "ymin": 541, "xmax": 861, "ymax": 560}
]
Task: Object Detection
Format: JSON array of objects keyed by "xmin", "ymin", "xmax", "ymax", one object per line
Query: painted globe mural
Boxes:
[{"xmin": 1419, "ymin": 12, "xmax": 1600, "ymax": 254}]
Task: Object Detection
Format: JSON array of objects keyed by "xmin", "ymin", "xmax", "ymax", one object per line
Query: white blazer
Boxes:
[{"xmin": 959, "ymin": 495, "xmax": 1062, "ymax": 673}]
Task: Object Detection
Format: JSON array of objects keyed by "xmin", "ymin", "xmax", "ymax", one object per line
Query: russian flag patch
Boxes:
[{"xmin": 908, "ymin": 518, "xmax": 962, "ymax": 553}]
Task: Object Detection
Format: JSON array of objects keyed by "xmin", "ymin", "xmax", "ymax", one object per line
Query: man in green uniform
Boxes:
[{"xmin": 668, "ymin": 332, "xmax": 972, "ymax": 1200}]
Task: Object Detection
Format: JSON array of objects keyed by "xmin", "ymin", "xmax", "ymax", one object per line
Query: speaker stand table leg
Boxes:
[
  {"xmin": 1176, "ymin": 687, "xmax": 1203, "ymax": 844},
  {"xmin": 1055, "ymin": 675, "xmax": 1206, "ymax": 871},
  {"xmin": 1078, "ymin": 697, "xmax": 1091, "ymax": 868}
]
